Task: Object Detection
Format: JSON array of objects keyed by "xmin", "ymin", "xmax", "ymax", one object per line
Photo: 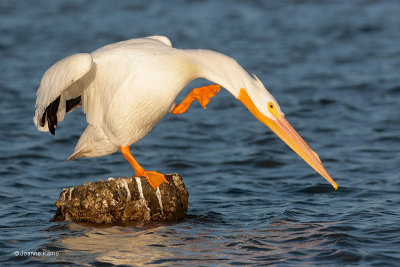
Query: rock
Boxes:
[{"xmin": 52, "ymin": 173, "xmax": 189, "ymax": 224}]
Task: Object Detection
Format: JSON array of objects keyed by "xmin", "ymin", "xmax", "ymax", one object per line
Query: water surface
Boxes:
[{"xmin": 1, "ymin": 0, "xmax": 400, "ymax": 265}]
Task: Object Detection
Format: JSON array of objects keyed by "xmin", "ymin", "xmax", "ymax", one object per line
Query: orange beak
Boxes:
[{"xmin": 238, "ymin": 88, "xmax": 338, "ymax": 190}]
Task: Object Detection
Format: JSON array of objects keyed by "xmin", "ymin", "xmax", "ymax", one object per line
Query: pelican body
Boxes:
[{"xmin": 34, "ymin": 36, "xmax": 338, "ymax": 190}]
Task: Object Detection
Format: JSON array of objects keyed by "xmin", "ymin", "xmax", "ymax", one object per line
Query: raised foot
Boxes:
[
  {"xmin": 138, "ymin": 171, "xmax": 168, "ymax": 189},
  {"xmin": 172, "ymin": 84, "xmax": 221, "ymax": 114},
  {"xmin": 192, "ymin": 84, "xmax": 221, "ymax": 108}
]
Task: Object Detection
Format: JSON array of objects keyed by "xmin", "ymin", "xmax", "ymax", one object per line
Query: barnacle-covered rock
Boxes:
[{"xmin": 52, "ymin": 173, "xmax": 188, "ymax": 224}]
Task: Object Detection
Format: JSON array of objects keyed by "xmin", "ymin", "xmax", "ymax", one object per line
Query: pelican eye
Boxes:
[{"xmin": 268, "ymin": 102, "xmax": 280, "ymax": 119}]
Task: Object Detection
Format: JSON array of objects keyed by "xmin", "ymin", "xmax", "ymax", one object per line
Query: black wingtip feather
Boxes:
[
  {"xmin": 66, "ymin": 96, "xmax": 81, "ymax": 112},
  {"xmin": 41, "ymin": 96, "xmax": 60, "ymax": 135},
  {"xmin": 40, "ymin": 96, "xmax": 80, "ymax": 135},
  {"xmin": 40, "ymin": 112, "xmax": 46, "ymax": 127}
]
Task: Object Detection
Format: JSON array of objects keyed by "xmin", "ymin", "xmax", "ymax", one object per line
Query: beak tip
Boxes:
[{"xmin": 331, "ymin": 181, "xmax": 339, "ymax": 190}]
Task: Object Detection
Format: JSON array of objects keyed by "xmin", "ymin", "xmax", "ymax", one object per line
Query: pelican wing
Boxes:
[{"xmin": 33, "ymin": 53, "xmax": 93, "ymax": 134}]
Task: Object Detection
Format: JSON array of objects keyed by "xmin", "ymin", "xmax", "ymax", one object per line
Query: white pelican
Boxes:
[{"xmin": 34, "ymin": 36, "xmax": 338, "ymax": 190}]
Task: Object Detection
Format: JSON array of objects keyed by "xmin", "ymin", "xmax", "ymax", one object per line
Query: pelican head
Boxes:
[{"xmin": 237, "ymin": 76, "xmax": 338, "ymax": 190}]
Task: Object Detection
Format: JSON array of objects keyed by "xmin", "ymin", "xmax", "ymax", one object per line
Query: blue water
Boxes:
[{"xmin": 1, "ymin": 0, "xmax": 400, "ymax": 265}]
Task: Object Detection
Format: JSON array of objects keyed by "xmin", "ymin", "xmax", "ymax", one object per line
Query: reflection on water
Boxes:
[
  {"xmin": 58, "ymin": 224, "xmax": 172, "ymax": 265},
  {"xmin": 50, "ymin": 220, "xmax": 338, "ymax": 266}
]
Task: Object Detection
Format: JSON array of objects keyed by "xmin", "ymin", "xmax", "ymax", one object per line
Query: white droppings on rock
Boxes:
[
  {"xmin": 156, "ymin": 187, "xmax": 164, "ymax": 215},
  {"xmin": 172, "ymin": 174, "xmax": 181, "ymax": 188},
  {"xmin": 135, "ymin": 177, "xmax": 150, "ymax": 211},
  {"xmin": 120, "ymin": 179, "xmax": 131, "ymax": 201},
  {"xmin": 69, "ymin": 187, "xmax": 74, "ymax": 201},
  {"xmin": 172, "ymin": 174, "xmax": 185, "ymax": 191},
  {"xmin": 135, "ymin": 177, "xmax": 145, "ymax": 199},
  {"xmin": 107, "ymin": 177, "xmax": 115, "ymax": 181}
]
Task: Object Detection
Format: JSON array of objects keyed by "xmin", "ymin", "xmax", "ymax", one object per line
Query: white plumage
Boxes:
[
  {"xmin": 34, "ymin": 35, "xmax": 338, "ymax": 190},
  {"xmin": 35, "ymin": 36, "xmax": 262, "ymax": 159}
]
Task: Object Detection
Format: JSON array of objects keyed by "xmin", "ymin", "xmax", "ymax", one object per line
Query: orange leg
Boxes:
[
  {"xmin": 120, "ymin": 146, "xmax": 168, "ymax": 189},
  {"xmin": 171, "ymin": 84, "xmax": 221, "ymax": 114}
]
